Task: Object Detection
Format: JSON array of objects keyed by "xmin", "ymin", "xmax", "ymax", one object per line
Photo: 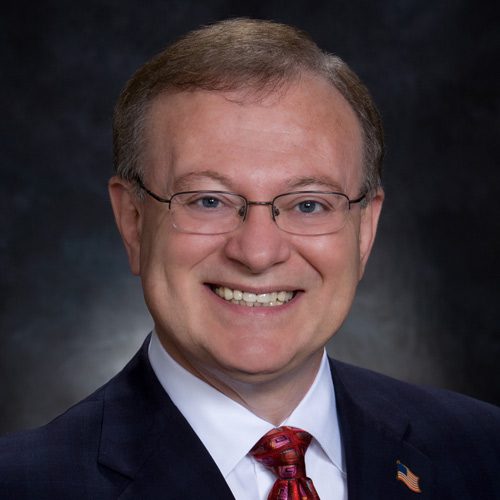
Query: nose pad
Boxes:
[{"xmin": 237, "ymin": 205, "xmax": 247, "ymax": 220}]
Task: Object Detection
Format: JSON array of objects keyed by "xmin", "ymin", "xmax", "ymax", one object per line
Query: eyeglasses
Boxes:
[{"xmin": 135, "ymin": 178, "xmax": 366, "ymax": 236}]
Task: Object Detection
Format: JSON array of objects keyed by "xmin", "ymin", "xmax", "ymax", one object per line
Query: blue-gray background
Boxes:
[{"xmin": 1, "ymin": 1, "xmax": 499, "ymax": 434}]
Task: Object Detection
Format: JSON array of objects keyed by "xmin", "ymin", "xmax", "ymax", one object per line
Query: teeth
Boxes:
[
  {"xmin": 242, "ymin": 292, "xmax": 257, "ymax": 303},
  {"xmin": 214, "ymin": 286, "xmax": 294, "ymax": 307},
  {"xmin": 257, "ymin": 292, "xmax": 278, "ymax": 304}
]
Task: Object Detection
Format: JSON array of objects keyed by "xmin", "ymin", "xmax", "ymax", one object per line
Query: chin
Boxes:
[{"xmin": 208, "ymin": 342, "xmax": 305, "ymax": 380}]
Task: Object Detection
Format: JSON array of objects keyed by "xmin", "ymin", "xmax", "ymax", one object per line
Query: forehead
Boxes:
[{"xmin": 143, "ymin": 75, "xmax": 364, "ymax": 194}]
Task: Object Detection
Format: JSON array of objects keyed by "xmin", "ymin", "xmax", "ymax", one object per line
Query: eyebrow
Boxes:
[
  {"xmin": 171, "ymin": 171, "xmax": 345, "ymax": 193},
  {"xmin": 284, "ymin": 175, "xmax": 345, "ymax": 192},
  {"xmin": 171, "ymin": 170, "xmax": 233, "ymax": 192}
]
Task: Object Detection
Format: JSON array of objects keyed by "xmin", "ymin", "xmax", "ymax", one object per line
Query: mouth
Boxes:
[{"xmin": 210, "ymin": 285, "xmax": 296, "ymax": 307}]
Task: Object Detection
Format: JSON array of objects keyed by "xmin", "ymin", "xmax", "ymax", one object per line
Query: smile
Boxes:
[{"xmin": 212, "ymin": 286, "xmax": 295, "ymax": 307}]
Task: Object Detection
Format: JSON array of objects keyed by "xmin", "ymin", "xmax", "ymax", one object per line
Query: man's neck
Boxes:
[
  {"xmin": 159, "ymin": 336, "xmax": 324, "ymax": 425},
  {"xmin": 204, "ymin": 357, "xmax": 323, "ymax": 425}
]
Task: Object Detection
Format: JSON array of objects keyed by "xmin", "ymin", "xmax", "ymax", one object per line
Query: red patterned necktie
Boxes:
[{"xmin": 250, "ymin": 426, "xmax": 320, "ymax": 500}]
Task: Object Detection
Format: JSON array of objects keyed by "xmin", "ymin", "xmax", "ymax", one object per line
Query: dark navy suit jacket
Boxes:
[{"xmin": 1, "ymin": 336, "xmax": 499, "ymax": 499}]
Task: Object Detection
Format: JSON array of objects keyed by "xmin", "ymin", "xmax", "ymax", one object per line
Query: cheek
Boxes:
[
  {"xmin": 139, "ymin": 231, "xmax": 220, "ymax": 334},
  {"xmin": 306, "ymin": 232, "xmax": 361, "ymax": 331},
  {"xmin": 140, "ymin": 222, "xmax": 224, "ymax": 287},
  {"xmin": 298, "ymin": 227, "xmax": 361, "ymax": 285}
]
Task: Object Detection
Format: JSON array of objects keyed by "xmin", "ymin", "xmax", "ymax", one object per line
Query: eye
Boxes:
[
  {"xmin": 197, "ymin": 196, "xmax": 221, "ymax": 209},
  {"xmin": 179, "ymin": 192, "xmax": 241, "ymax": 213},
  {"xmin": 182, "ymin": 193, "xmax": 226, "ymax": 210},
  {"xmin": 293, "ymin": 198, "xmax": 335, "ymax": 215},
  {"xmin": 276, "ymin": 192, "xmax": 340, "ymax": 218},
  {"xmin": 296, "ymin": 200, "xmax": 324, "ymax": 214}
]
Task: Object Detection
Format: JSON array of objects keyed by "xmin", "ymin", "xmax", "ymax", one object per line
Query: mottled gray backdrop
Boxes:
[{"xmin": 1, "ymin": 1, "xmax": 499, "ymax": 434}]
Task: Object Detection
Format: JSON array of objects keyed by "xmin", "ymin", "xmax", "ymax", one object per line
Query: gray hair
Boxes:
[{"xmin": 113, "ymin": 18, "xmax": 383, "ymax": 196}]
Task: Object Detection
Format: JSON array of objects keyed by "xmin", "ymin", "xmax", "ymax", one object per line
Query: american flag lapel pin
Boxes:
[{"xmin": 396, "ymin": 460, "xmax": 422, "ymax": 493}]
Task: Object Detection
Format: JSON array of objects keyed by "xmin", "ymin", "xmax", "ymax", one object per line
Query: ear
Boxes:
[
  {"xmin": 358, "ymin": 188, "xmax": 384, "ymax": 280},
  {"xmin": 108, "ymin": 176, "xmax": 142, "ymax": 275}
]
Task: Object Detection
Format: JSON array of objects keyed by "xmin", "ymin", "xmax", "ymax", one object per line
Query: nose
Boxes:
[{"xmin": 223, "ymin": 202, "xmax": 291, "ymax": 273}]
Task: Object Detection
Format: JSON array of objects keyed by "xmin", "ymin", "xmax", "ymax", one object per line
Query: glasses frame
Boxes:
[{"xmin": 134, "ymin": 177, "xmax": 367, "ymax": 235}]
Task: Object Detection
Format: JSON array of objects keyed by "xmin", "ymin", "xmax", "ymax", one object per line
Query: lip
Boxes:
[
  {"xmin": 206, "ymin": 282, "xmax": 299, "ymax": 294},
  {"xmin": 204, "ymin": 283, "xmax": 302, "ymax": 312}
]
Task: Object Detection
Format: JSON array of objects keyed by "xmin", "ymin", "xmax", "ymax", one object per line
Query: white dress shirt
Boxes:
[{"xmin": 149, "ymin": 331, "xmax": 347, "ymax": 499}]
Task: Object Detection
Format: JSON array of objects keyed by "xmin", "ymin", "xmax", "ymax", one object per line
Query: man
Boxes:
[{"xmin": 1, "ymin": 18, "xmax": 499, "ymax": 499}]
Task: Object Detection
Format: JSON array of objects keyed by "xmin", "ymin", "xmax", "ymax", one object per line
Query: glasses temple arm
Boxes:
[{"xmin": 134, "ymin": 177, "xmax": 171, "ymax": 204}]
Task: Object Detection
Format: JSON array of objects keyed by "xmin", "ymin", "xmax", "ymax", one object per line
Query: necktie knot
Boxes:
[{"xmin": 250, "ymin": 426, "xmax": 320, "ymax": 499}]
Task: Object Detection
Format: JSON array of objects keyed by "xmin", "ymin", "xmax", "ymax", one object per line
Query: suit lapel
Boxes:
[
  {"xmin": 330, "ymin": 359, "xmax": 435, "ymax": 499},
  {"xmin": 97, "ymin": 338, "xmax": 235, "ymax": 499}
]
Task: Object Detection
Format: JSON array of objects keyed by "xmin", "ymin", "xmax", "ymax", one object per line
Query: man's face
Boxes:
[{"xmin": 110, "ymin": 75, "xmax": 383, "ymax": 388}]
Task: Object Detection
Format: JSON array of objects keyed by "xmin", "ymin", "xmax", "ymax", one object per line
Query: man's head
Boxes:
[
  {"xmin": 113, "ymin": 18, "xmax": 383, "ymax": 197},
  {"xmin": 109, "ymin": 18, "xmax": 384, "ymax": 396}
]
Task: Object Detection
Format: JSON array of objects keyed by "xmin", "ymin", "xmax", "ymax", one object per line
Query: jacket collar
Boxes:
[{"xmin": 330, "ymin": 359, "xmax": 435, "ymax": 499}]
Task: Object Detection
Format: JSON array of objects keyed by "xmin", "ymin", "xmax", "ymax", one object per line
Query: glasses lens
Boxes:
[
  {"xmin": 273, "ymin": 192, "xmax": 349, "ymax": 235},
  {"xmin": 170, "ymin": 191, "xmax": 245, "ymax": 234}
]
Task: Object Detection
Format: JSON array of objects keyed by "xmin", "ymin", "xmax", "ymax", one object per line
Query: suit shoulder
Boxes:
[
  {"xmin": 0, "ymin": 381, "xmax": 124, "ymax": 497},
  {"xmin": 331, "ymin": 358, "xmax": 500, "ymax": 435},
  {"xmin": 0, "ymin": 394, "xmax": 104, "ymax": 468},
  {"xmin": 0, "ymin": 342, "xmax": 151, "ymax": 497},
  {"xmin": 0, "ymin": 336, "xmax": 147, "ymax": 459},
  {"xmin": 332, "ymin": 359, "xmax": 500, "ymax": 497}
]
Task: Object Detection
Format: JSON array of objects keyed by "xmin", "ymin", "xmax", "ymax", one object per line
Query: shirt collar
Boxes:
[
  {"xmin": 148, "ymin": 330, "xmax": 344, "ymax": 477},
  {"xmin": 282, "ymin": 351, "xmax": 344, "ymax": 472}
]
